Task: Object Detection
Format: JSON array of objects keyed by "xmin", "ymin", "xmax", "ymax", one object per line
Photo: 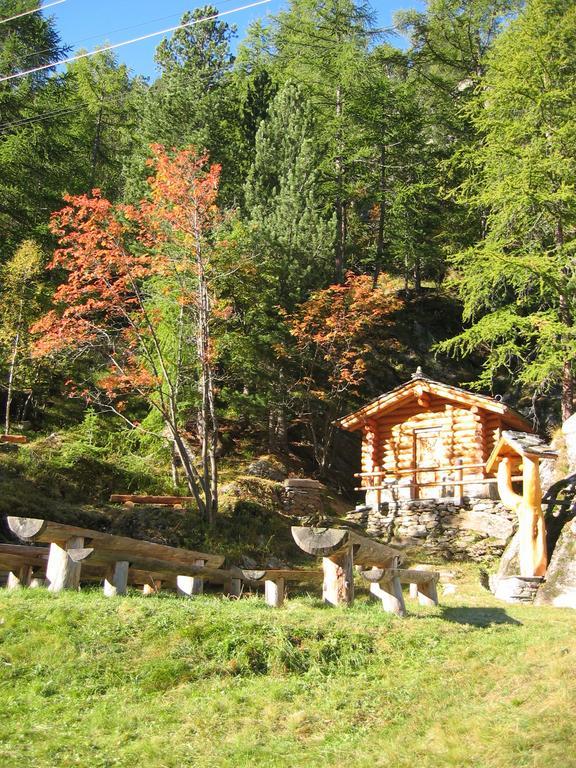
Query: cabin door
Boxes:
[{"xmin": 413, "ymin": 428, "xmax": 447, "ymax": 499}]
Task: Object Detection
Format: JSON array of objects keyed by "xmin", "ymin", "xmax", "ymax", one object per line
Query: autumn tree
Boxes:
[
  {"xmin": 33, "ymin": 146, "xmax": 223, "ymax": 523},
  {"xmin": 288, "ymin": 272, "xmax": 402, "ymax": 474}
]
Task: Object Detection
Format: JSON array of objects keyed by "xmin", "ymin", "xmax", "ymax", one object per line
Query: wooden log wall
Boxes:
[{"xmin": 361, "ymin": 396, "xmax": 504, "ymax": 496}]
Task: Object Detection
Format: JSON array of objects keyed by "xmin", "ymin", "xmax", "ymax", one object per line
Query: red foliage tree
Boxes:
[
  {"xmin": 289, "ymin": 272, "xmax": 402, "ymax": 473},
  {"xmin": 33, "ymin": 145, "xmax": 222, "ymax": 523}
]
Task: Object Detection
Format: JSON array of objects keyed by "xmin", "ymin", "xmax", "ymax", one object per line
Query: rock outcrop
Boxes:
[{"xmin": 535, "ymin": 519, "xmax": 576, "ymax": 608}]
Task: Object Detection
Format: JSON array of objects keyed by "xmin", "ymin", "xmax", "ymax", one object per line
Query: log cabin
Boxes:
[{"xmin": 335, "ymin": 370, "xmax": 533, "ymax": 507}]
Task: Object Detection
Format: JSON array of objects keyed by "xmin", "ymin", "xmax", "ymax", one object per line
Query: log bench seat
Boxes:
[
  {"xmin": 291, "ymin": 526, "xmax": 404, "ymax": 606},
  {"xmin": 6, "ymin": 516, "xmax": 226, "ymax": 596},
  {"xmin": 238, "ymin": 568, "xmax": 323, "ymax": 607},
  {"xmin": 360, "ymin": 567, "xmax": 440, "ymax": 615}
]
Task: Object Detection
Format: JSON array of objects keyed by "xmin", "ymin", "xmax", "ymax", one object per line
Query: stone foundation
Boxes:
[{"xmin": 346, "ymin": 498, "xmax": 515, "ymax": 561}]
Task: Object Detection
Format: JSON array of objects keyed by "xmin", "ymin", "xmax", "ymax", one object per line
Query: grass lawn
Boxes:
[{"xmin": 1, "ymin": 568, "xmax": 575, "ymax": 768}]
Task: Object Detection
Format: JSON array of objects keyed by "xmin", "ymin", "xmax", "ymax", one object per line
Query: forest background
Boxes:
[{"xmin": 1, "ymin": 0, "xmax": 575, "ymax": 524}]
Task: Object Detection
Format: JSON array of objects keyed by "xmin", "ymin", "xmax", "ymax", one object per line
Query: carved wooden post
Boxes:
[
  {"xmin": 497, "ymin": 457, "xmax": 547, "ymax": 577},
  {"xmin": 264, "ymin": 578, "xmax": 285, "ymax": 608},
  {"xmin": 103, "ymin": 561, "xmax": 129, "ymax": 596},
  {"xmin": 46, "ymin": 536, "xmax": 84, "ymax": 592}
]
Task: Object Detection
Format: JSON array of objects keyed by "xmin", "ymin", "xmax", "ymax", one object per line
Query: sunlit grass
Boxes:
[{"xmin": 1, "ymin": 572, "xmax": 575, "ymax": 767}]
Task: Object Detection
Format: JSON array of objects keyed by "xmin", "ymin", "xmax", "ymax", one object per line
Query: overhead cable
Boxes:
[
  {"xmin": 0, "ymin": 0, "xmax": 66, "ymax": 26},
  {"xmin": 0, "ymin": 0, "xmax": 271, "ymax": 83},
  {"xmin": 19, "ymin": 0, "xmax": 239, "ymax": 64}
]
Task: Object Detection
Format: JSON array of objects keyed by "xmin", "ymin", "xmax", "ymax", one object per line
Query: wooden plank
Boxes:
[
  {"xmin": 6, "ymin": 516, "xmax": 224, "ymax": 569},
  {"xmin": 110, "ymin": 494, "xmax": 196, "ymax": 506},
  {"xmin": 240, "ymin": 568, "xmax": 323, "ymax": 584},
  {"xmin": 0, "ymin": 434, "xmax": 27, "ymax": 444}
]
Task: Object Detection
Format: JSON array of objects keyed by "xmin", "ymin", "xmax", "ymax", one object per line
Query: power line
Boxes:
[
  {"xmin": 0, "ymin": 0, "xmax": 66, "ymax": 26},
  {"xmin": 0, "ymin": 0, "xmax": 271, "ymax": 84},
  {"xmin": 0, "ymin": 102, "xmax": 86, "ymax": 132},
  {"xmin": 19, "ymin": 0, "xmax": 240, "ymax": 65}
]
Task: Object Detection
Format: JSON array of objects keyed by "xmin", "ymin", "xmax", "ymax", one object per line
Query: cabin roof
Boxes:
[
  {"xmin": 336, "ymin": 374, "xmax": 533, "ymax": 432},
  {"xmin": 485, "ymin": 430, "xmax": 557, "ymax": 473}
]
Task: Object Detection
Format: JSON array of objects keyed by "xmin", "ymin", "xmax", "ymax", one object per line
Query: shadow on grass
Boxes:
[{"xmin": 439, "ymin": 606, "xmax": 523, "ymax": 627}]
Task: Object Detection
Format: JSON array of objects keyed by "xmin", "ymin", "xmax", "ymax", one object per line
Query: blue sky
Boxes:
[{"xmin": 45, "ymin": 0, "xmax": 425, "ymax": 81}]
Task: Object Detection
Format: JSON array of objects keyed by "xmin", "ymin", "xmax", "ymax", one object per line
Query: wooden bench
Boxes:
[
  {"xmin": 238, "ymin": 568, "xmax": 323, "ymax": 607},
  {"xmin": 291, "ymin": 526, "xmax": 403, "ymax": 606},
  {"xmin": 0, "ymin": 543, "xmax": 49, "ymax": 588},
  {"xmin": 110, "ymin": 495, "xmax": 196, "ymax": 508},
  {"xmin": 6, "ymin": 516, "xmax": 227, "ymax": 596},
  {"xmin": 360, "ymin": 567, "xmax": 440, "ymax": 615}
]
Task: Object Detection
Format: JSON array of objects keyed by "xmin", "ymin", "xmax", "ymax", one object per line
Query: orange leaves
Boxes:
[
  {"xmin": 289, "ymin": 272, "xmax": 402, "ymax": 393},
  {"xmin": 32, "ymin": 144, "xmax": 223, "ymax": 415}
]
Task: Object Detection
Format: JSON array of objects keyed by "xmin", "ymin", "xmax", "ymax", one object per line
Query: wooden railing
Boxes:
[{"xmin": 354, "ymin": 459, "xmax": 522, "ymax": 502}]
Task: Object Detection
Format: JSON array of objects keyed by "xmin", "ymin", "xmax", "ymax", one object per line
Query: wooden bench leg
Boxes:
[
  {"xmin": 7, "ymin": 564, "xmax": 32, "ymax": 590},
  {"xmin": 370, "ymin": 576, "xmax": 406, "ymax": 616},
  {"xmin": 103, "ymin": 561, "xmax": 129, "ymax": 596},
  {"xmin": 322, "ymin": 548, "xmax": 354, "ymax": 606},
  {"xmin": 228, "ymin": 578, "xmax": 242, "ymax": 597},
  {"xmin": 265, "ymin": 578, "xmax": 285, "ymax": 608},
  {"xmin": 409, "ymin": 582, "xmax": 419, "ymax": 599},
  {"xmin": 47, "ymin": 536, "xmax": 84, "ymax": 592},
  {"xmin": 418, "ymin": 580, "xmax": 439, "ymax": 607}
]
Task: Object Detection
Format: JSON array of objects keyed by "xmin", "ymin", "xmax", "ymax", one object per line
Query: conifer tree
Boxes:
[{"xmin": 437, "ymin": 0, "xmax": 576, "ymax": 419}]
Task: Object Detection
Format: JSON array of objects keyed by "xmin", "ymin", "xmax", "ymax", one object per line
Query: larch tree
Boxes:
[
  {"xmin": 437, "ymin": 0, "xmax": 576, "ymax": 420},
  {"xmin": 32, "ymin": 146, "xmax": 223, "ymax": 524}
]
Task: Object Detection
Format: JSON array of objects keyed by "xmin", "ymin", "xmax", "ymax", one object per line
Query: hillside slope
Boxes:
[{"xmin": 1, "ymin": 572, "xmax": 575, "ymax": 768}]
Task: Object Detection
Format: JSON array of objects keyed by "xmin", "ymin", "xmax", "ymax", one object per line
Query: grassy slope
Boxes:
[{"xmin": 1, "ymin": 569, "xmax": 575, "ymax": 768}]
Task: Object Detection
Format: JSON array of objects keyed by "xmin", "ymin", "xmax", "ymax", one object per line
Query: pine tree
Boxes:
[
  {"xmin": 437, "ymin": 0, "xmax": 576, "ymax": 419},
  {"xmin": 244, "ymin": 80, "xmax": 333, "ymax": 309},
  {"xmin": 272, "ymin": 0, "xmax": 378, "ymax": 281}
]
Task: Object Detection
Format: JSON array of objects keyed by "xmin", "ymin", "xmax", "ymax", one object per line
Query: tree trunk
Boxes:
[
  {"xmin": 373, "ymin": 144, "xmax": 387, "ymax": 288},
  {"xmin": 557, "ymin": 220, "xmax": 573, "ymax": 420},
  {"xmin": 4, "ymin": 300, "xmax": 24, "ymax": 435},
  {"xmin": 195, "ymin": 244, "xmax": 218, "ymax": 526},
  {"xmin": 334, "ymin": 84, "xmax": 346, "ymax": 283}
]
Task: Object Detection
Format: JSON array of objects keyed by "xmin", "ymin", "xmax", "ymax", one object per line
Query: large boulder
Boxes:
[{"xmin": 534, "ymin": 519, "xmax": 576, "ymax": 608}]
